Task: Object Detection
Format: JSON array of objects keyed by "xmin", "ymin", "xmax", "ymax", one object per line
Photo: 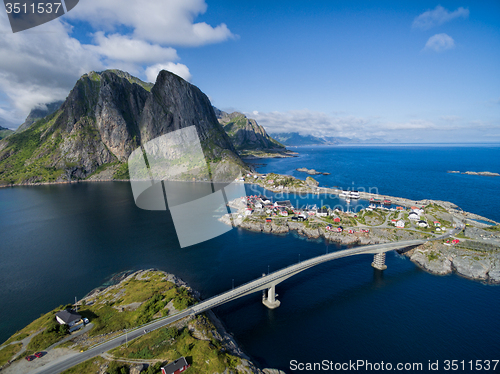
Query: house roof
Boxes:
[
  {"xmin": 162, "ymin": 357, "xmax": 189, "ymax": 374},
  {"xmin": 317, "ymin": 208, "xmax": 328, "ymax": 213},
  {"xmin": 55, "ymin": 309, "xmax": 81, "ymax": 324},
  {"xmin": 275, "ymin": 200, "xmax": 293, "ymax": 207}
]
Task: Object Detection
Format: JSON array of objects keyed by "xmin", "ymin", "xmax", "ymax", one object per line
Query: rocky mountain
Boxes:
[
  {"xmin": 271, "ymin": 132, "xmax": 392, "ymax": 146},
  {"xmin": 216, "ymin": 110, "xmax": 285, "ymax": 151},
  {"xmin": 0, "ymin": 70, "xmax": 246, "ymax": 184},
  {"xmin": 270, "ymin": 132, "xmax": 334, "ymax": 146},
  {"xmin": 16, "ymin": 100, "xmax": 64, "ymax": 132},
  {"xmin": 0, "ymin": 126, "xmax": 13, "ymax": 140}
]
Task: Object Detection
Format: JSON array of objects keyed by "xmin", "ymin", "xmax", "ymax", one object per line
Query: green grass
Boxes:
[
  {"xmin": 60, "ymin": 356, "xmax": 108, "ymax": 374},
  {"xmin": 0, "ymin": 343, "xmax": 22, "ymax": 366},
  {"xmin": 427, "ymin": 252, "xmax": 440, "ymax": 261},
  {"xmin": 484, "ymin": 224, "xmax": 500, "ymax": 232},
  {"xmin": 110, "ymin": 315, "xmax": 241, "ymax": 373},
  {"xmin": 113, "ymin": 162, "xmax": 130, "ymax": 180},
  {"xmin": 27, "ymin": 321, "xmax": 69, "ymax": 352}
]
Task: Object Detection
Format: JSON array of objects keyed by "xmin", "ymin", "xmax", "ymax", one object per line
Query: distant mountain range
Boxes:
[{"xmin": 270, "ymin": 132, "xmax": 390, "ymax": 146}]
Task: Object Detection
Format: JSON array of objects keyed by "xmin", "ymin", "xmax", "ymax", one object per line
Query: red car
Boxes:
[
  {"xmin": 34, "ymin": 352, "xmax": 44, "ymax": 358},
  {"xmin": 25, "ymin": 355, "xmax": 36, "ymax": 361}
]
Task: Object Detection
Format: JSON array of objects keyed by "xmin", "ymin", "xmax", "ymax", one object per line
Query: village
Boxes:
[{"xmin": 222, "ymin": 187, "xmax": 459, "ymax": 246}]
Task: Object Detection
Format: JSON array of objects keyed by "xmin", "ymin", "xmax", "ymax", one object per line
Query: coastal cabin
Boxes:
[
  {"xmin": 418, "ymin": 220, "xmax": 428, "ymax": 228},
  {"xmin": 396, "ymin": 206, "xmax": 404, "ymax": 210},
  {"xmin": 55, "ymin": 309, "xmax": 81, "ymax": 327},
  {"xmin": 297, "ymin": 215, "xmax": 307, "ymax": 222},
  {"xmin": 396, "ymin": 220, "xmax": 405, "ymax": 228},
  {"xmin": 452, "ymin": 239, "xmax": 460, "ymax": 244},
  {"xmin": 316, "ymin": 208, "xmax": 328, "ymax": 217},
  {"xmin": 162, "ymin": 357, "xmax": 190, "ymax": 374},
  {"xmin": 55, "ymin": 309, "xmax": 84, "ymax": 332},
  {"xmin": 391, "ymin": 219, "xmax": 398, "ymax": 225},
  {"xmin": 336, "ymin": 226, "xmax": 343, "ymax": 232},
  {"xmin": 244, "ymin": 209, "xmax": 252, "ymax": 216},
  {"xmin": 265, "ymin": 218, "xmax": 272, "ymax": 223},
  {"xmin": 325, "ymin": 224, "xmax": 333, "ymax": 230},
  {"xmin": 348, "ymin": 229, "xmax": 355, "ymax": 234},
  {"xmin": 408, "ymin": 212, "xmax": 419, "ymax": 220},
  {"xmin": 434, "ymin": 221, "xmax": 441, "ymax": 227},
  {"xmin": 333, "ymin": 217, "xmax": 341, "ymax": 223}
]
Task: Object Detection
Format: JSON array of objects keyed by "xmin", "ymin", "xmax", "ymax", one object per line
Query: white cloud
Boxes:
[
  {"xmin": 145, "ymin": 63, "xmax": 192, "ymax": 83},
  {"xmin": 247, "ymin": 109, "xmax": 368, "ymax": 137},
  {"xmin": 381, "ymin": 120, "xmax": 435, "ymax": 130},
  {"xmin": 0, "ymin": 0, "xmax": 234, "ymax": 127},
  {"xmin": 90, "ymin": 33, "xmax": 179, "ymax": 64},
  {"xmin": 413, "ymin": 5, "xmax": 469, "ymax": 30},
  {"xmin": 424, "ymin": 33, "xmax": 455, "ymax": 52},
  {"xmin": 66, "ymin": 0, "xmax": 236, "ymax": 47}
]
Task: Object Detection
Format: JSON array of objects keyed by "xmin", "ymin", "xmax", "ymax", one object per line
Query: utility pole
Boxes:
[{"xmin": 75, "ymin": 296, "xmax": 77, "ymax": 312}]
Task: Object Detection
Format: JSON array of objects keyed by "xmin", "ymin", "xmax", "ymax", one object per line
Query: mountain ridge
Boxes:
[{"xmin": 0, "ymin": 70, "xmax": 247, "ymax": 185}]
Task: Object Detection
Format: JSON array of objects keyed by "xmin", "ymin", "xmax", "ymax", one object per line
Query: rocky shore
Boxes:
[{"xmin": 404, "ymin": 241, "xmax": 500, "ymax": 283}]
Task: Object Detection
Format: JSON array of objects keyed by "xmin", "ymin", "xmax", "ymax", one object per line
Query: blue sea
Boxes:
[{"xmin": 0, "ymin": 145, "xmax": 499, "ymax": 373}]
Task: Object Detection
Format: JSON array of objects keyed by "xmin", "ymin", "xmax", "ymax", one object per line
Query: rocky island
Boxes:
[{"xmin": 0, "ymin": 270, "xmax": 284, "ymax": 374}]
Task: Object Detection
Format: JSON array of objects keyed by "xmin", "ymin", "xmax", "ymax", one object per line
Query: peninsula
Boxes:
[{"xmin": 220, "ymin": 172, "xmax": 500, "ymax": 284}]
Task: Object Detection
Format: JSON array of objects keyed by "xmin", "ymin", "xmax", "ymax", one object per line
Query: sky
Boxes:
[{"xmin": 0, "ymin": 0, "xmax": 499, "ymax": 143}]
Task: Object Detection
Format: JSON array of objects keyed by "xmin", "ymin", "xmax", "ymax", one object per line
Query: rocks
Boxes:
[
  {"xmin": 129, "ymin": 364, "xmax": 145, "ymax": 374},
  {"xmin": 405, "ymin": 242, "xmax": 500, "ymax": 283},
  {"xmin": 305, "ymin": 176, "xmax": 319, "ymax": 186},
  {"xmin": 452, "ymin": 255, "xmax": 490, "ymax": 280},
  {"xmin": 410, "ymin": 250, "xmax": 452, "ymax": 275},
  {"xmin": 296, "ymin": 167, "xmax": 329, "ymax": 175}
]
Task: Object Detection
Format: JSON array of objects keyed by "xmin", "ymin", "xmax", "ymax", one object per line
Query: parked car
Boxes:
[
  {"xmin": 25, "ymin": 355, "xmax": 36, "ymax": 361},
  {"xmin": 34, "ymin": 352, "xmax": 44, "ymax": 358},
  {"xmin": 83, "ymin": 318, "xmax": 89, "ymax": 324}
]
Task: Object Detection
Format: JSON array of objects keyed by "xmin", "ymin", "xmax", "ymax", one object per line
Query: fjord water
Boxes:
[{"xmin": 1, "ymin": 145, "xmax": 499, "ymax": 373}]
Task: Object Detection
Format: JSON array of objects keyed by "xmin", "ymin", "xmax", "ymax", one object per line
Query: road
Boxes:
[{"xmin": 30, "ymin": 220, "xmax": 463, "ymax": 374}]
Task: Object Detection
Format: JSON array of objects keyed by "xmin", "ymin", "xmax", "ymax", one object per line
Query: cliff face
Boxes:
[
  {"xmin": 0, "ymin": 70, "xmax": 246, "ymax": 184},
  {"xmin": 217, "ymin": 110, "xmax": 285, "ymax": 151}
]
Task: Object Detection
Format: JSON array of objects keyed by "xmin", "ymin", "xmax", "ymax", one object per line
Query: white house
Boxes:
[
  {"xmin": 316, "ymin": 208, "xmax": 328, "ymax": 217},
  {"xmin": 418, "ymin": 220, "xmax": 428, "ymax": 228},
  {"xmin": 408, "ymin": 212, "xmax": 419, "ymax": 220},
  {"xmin": 396, "ymin": 220, "xmax": 405, "ymax": 228}
]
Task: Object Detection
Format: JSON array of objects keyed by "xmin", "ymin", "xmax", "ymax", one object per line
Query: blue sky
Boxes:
[{"xmin": 0, "ymin": 1, "xmax": 499, "ymax": 142}]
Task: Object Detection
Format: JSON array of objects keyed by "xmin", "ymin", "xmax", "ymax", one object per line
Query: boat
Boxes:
[
  {"xmin": 383, "ymin": 199, "xmax": 391, "ymax": 205},
  {"xmin": 339, "ymin": 190, "xmax": 349, "ymax": 198},
  {"xmin": 349, "ymin": 190, "xmax": 360, "ymax": 199}
]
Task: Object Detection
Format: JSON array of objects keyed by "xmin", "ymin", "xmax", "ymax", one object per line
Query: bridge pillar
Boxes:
[
  {"xmin": 262, "ymin": 284, "xmax": 281, "ymax": 309},
  {"xmin": 371, "ymin": 252, "xmax": 387, "ymax": 270}
]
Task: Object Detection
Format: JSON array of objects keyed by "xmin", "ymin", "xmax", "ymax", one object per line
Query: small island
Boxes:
[
  {"xmin": 296, "ymin": 167, "xmax": 330, "ymax": 175},
  {"xmin": 0, "ymin": 270, "xmax": 283, "ymax": 374}
]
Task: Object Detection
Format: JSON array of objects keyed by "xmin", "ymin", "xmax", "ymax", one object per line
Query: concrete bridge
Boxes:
[
  {"xmin": 193, "ymin": 219, "xmax": 464, "ymax": 311},
  {"xmin": 31, "ymin": 221, "xmax": 464, "ymax": 374}
]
